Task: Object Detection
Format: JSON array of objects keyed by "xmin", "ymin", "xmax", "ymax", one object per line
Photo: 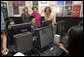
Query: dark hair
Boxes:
[
  {"xmin": 67, "ymin": 26, "xmax": 83, "ymax": 56},
  {"xmin": 7, "ymin": 19, "xmax": 14, "ymax": 25},
  {"xmin": 6, "ymin": 19, "xmax": 14, "ymax": 29},
  {"xmin": 44, "ymin": 7, "xmax": 51, "ymax": 13},
  {"xmin": 29, "ymin": 16, "xmax": 35, "ymax": 21},
  {"xmin": 4, "ymin": 19, "xmax": 15, "ymax": 34},
  {"xmin": 32, "ymin": 6, "xmax": 38, "ymax": 10}
]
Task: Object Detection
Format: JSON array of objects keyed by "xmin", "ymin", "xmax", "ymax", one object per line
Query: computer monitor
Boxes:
[
  {"xmin": 56, "ymin": 20, "xmax": 66, "ymax": 36},
  {"xmin": 78, "ymin": 21, "xmax": 83, "ymax": 26},
  {"xmin": 35, "ymin": 24, "xmax": 53, "ymax": 49},
  {"xmin": 41, "ymin": 20, "xmax": 52, "ymax": 27},
  {"xmin": 8, "ymin": 22, "xmax": 31, "ymax": 36}
]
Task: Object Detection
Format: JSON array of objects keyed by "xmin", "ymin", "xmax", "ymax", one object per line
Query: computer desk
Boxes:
[
  {"xmin": 7, "ymin": 35, "xmax": 68, "ymax": 56},
  {"xmin": 30, "ymin": 35, "xmax": 68, "ymax": 56}
]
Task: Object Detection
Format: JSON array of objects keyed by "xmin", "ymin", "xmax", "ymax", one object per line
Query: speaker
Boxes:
[{"xmin": 13, "ymin": 32, "xmax": 33, "ymax": 53}]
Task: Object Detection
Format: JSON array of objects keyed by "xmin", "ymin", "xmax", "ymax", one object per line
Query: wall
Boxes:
[
  {"xmin": 6, "ymin": 1, "xmax": 33, "ymax": 17},
  {"xmin": 2, "ymin": 1, "xmax": 83, "ymax": 17},
  {"xmin": 38, "ymin": 1, "xmax": 83, "ymax": 17}
]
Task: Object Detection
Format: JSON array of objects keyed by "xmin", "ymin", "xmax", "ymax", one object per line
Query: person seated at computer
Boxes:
[
  {"xmin": 29, "ymin": 16, "xmax": 37, "ymax": 36},
  {"xmin": 1, "ymin": 31, "xmax": 8, "ymax": 56},
  {"xmin": 44, "ymin": 6, "xmax": 56, "ymax": 25},
  {"xmin": 58, "ymin": 26, "xmax": 83, "ymax": 56},
  {"xmin": 30, "ymin": 6, "xmax": 41, "ymax": 28},
  {"xmin": 1, "ymin": 11, "xmax": 8, "ymax": 55},
  {"xmin": 21, "ymin": 7, "xmax": 30, "ymax": 23},
  {"xmin": 1, "ymin": 19, "xmax": 15, "ymax": 55}
]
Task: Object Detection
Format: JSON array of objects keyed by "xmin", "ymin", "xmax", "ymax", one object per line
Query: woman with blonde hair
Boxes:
[{"xmin": 44, "ymin": 6, "xmax": 56, "ymax": 25}]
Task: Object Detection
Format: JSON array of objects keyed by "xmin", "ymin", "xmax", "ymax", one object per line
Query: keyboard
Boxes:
[
  {"xmin": 40, "ymin": 45, "xmax": 62, "ymax": 56},
  {"xmin": 30, "ymin": 43, "xmax": 61, "ymax": 56}
]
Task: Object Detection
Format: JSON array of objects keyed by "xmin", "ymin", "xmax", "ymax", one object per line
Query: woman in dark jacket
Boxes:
[{"xmin": 21, "ymin": 7, "xmax": 30, "ymax": 23}]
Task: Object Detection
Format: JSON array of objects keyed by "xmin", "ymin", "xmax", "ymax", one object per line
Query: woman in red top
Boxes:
[{"xmin": 30, "ymin": 6, "xmax": 41, "ymax": 28}]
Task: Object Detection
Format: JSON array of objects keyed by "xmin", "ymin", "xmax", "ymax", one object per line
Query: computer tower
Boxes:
[{"xmin": 13, "ymin": 32, "xmax": 33, "ymax": 53}]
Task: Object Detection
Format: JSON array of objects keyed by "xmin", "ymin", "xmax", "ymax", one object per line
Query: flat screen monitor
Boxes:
[
  {"xmin": 8, "ymin": 22, "xmax": 31, "ymax": 36},
  {"xmin": 35, "ymin": 24, "xmax": 53, "ymax": 49},
  {"xmin": 78, "ymin": 21, "xmax": 83, "ymax": 26},
  {"xmin": 56, "ymin": 20, "xmax": 66, "ymax": 36}
]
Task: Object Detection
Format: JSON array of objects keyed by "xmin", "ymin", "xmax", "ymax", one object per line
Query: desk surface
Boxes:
[
  {"xmin": 35, "ymin": 36, "xmax": 68, "ymax": 56},
  {"xmin": 7, "ymin": 36, "xmax": 68, "ymax": 56}
]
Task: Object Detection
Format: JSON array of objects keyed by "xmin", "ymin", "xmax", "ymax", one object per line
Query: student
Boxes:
[
  {"xmin": 6, "ymin": 19, "xmax": 15, "ymax": 39},
  {"xmin": 21, "ymin": 7, "xmax": 30, "ymax": 23},
  {"xmin": 6, "ymin": 19, "xmax": 15, "ymax": 29},
  {"xmin": 44, "ymin": 6, "xmax": 56, "ymax": 25},
  {"xmin": 30, "ymin": 6, "xmax": 41, "ymax": 28},
  {"xmin": 1, "ymin": 19, "xmax": 15, "ymax": 55},
  {"xmin": 58, "ymin": 26, "xmax": 83, "ymax": 56},
  {"xmin": 1, "ymin": 12, "xmax": 7, "ymax": 55},
  {"xmin": 29, "ymin": 16, "xmax": 37, "ymax": 36}
]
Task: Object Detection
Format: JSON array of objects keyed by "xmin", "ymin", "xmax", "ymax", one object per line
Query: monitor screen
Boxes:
[
  {"xmin": 8, "ymin": 22, "xmax": 31, "ymax": 36},
  {"xmin": 36, "ymin": 24, "xmax": 53, "ymax": 49},
  {"xmin": 56, "ymin": 20, "xmax": 66, "ymax": 36}
]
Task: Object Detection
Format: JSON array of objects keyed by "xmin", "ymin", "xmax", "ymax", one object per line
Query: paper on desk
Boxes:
[{"xmin": 13, "ymin": 52, "xmax": 25, "ymax": 56}]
